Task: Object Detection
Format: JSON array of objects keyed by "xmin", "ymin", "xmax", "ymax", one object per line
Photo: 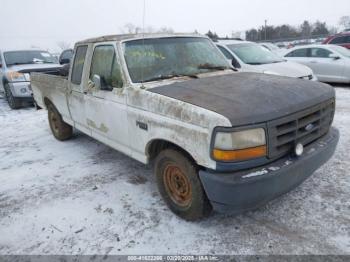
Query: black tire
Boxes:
[
  {"xmin": 47, "ymin": 103, "xmax": 73, "ymax": 141},
  {"xmin": 4, "ymin": 84, "xmax": 21, "ymax": 109},
  {"xmin": 155, "ymin": 149, "xmax": 212, "ymax": 221}
]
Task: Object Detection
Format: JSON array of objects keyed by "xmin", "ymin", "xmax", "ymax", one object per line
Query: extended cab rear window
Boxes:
[{"xmin": 71, "ymin": 45, "xmax": 88, "ymax": 85}]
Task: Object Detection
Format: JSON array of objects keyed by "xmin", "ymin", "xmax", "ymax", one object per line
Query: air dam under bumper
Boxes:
[{"xmin": 199, "ymin": 127, "xmax": 339, "ymax": 214}]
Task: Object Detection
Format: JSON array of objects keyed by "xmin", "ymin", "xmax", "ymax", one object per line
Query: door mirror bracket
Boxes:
[{"xmin": 92, "ymin": 74, "xmax": 101, "ymax": 90}]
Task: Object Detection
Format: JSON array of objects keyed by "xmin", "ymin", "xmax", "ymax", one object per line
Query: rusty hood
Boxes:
[{"xmin": 148, "ymin": 72, "xmax": 335, "ymax": 126}]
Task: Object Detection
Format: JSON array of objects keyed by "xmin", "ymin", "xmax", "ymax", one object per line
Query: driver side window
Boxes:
[{"xmin": 90, "ymin": 45, "xmax": 123, "ymax": 91}]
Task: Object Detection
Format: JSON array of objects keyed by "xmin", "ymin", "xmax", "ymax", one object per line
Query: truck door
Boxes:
[
  {"xmin": 67, "ymin": 45, "xmax": 91, "ymax": 135},
  {"xmin": 84, "ymin": 43, "xmax": 130, "ymax": 155}
]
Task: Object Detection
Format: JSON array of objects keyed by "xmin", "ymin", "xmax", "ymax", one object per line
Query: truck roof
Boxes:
[{"xmin": 75, "ymin": 33, "xmax": 205, "ymax": 45}]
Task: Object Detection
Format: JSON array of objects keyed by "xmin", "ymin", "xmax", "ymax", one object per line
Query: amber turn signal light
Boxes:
[{"xmin": 213, "ymin": 145, "xmax": 267, "ymax": 162}]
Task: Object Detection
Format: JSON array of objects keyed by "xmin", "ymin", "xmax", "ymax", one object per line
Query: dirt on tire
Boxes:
[
  {"xmin": 155, "ymin": 148, "xmax": 212, "ymax": 221},
  {"xmin": 47, "ymin": 103, "xmax": 73, "ymax": 141},
  {"xmin": 4, "ymin": 84, "xmax": 21, "ymax": 109}
]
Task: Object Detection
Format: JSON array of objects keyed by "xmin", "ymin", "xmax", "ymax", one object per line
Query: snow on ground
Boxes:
[{"xmin": 0, "ymin": 87, "xmax": 349, "ymax": 255}]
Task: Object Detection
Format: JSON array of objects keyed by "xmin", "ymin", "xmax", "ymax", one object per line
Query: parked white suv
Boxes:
[{"xmin": 217, "ymin": 40, "xmax": 317, "ymax": 81}]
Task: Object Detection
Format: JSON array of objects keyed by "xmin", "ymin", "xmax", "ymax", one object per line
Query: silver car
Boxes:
[
  {"xmin": 284, "ymin": 44, "xmax": 350, "ymax": 83},
  {"xmin": 0, "ymin": 49, "xmax": 62, "ymax": 109},
  {"xmin": 217, "ymin": 40, "xmax": 316, "ymax": 80}
]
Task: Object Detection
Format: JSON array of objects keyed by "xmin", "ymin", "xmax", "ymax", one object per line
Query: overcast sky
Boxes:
[{"xmin": 1, "ymin": 0, "xmax": 349, "ymax": 52}]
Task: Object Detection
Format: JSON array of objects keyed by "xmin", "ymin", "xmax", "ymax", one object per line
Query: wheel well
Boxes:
[
  {"xmin": 147, "ymin": 139, "xmax": 196, "ymax": 164},
  {"xmin": 44, "ymin": 97, "xmax": 53, "ymax": 108},
  {"xmin": 2, "ymin": 77, "xmax": 8, "ymax": 88}
]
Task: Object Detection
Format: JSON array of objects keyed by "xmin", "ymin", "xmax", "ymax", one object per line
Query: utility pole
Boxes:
[{"xmin": 265, "ymin": 19, "xmax": 267, "ymax": 40}]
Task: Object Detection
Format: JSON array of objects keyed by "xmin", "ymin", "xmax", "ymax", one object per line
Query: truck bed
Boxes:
[{"xmin": 31, "ymin": 72, "xmax": 71, "ymax": 122}]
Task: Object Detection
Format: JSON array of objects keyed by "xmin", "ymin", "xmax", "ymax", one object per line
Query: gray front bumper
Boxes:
[{"xmin": 199, "ymin": 127, "xmax": 339, "ymax": 214}]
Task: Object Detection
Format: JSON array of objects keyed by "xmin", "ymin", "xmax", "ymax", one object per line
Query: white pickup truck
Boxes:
[{"xmin": 31, "ymin": 34, "xmax": 339, "ymax": 220}]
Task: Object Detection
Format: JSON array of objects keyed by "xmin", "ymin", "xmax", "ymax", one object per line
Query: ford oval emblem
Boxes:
[{"xmin": 305, "ymin": 123, "xmax": 314, "ymax": 131}]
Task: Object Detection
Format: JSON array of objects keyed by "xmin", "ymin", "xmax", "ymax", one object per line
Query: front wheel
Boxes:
[
  {"xmin": 155, "ymin": 149, "xmax": 212, "ymax": 221},
  {"xmin": 4, "ymin": 84, "xmax": 21, "ymax": 109},
  {"xmin": 47, "ymin": 103, "xmax": 73, "ymax": 141}
]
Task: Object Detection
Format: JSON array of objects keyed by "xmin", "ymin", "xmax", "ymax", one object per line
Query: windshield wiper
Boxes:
[
  {"xmin": 8, "ymin": 62, "xmax": 35, "ymax": 66},
  {"xmin": 246, "ymin": 62, "xmax": 264, "ymax": 65},
  {"xmin": 197, "ymin": 63, "xmax": 230, "ymax": 71},
  {"xmin": 143, "ymin": 74, "xmax": 199, "ymax": 83}
]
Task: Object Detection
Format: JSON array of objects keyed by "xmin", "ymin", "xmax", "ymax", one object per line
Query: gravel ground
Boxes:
[{"xmin": 0, "ymin": 86, "xmax": 349, "ymax": 255}]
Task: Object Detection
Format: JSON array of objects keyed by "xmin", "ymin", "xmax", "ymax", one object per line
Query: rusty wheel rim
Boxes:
[
  {"xmin": 163, "ymin": 164, "xmax": 192, "ymax": 207},
  {"xmin": 49, "ymin": 110, "xmax": 59, "ymax": 134}
]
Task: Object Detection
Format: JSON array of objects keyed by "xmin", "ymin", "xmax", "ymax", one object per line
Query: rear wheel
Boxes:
[
  {"xmin": 47, "ymin": 103, "xmax": 73, "ymax": 141},
  {"xmin": 155, "ymin": 149, "xmax": 212, "ymax": 221},
  {"xmin": 4, "ymin": 84, "xmax": 21, "ymax": 109}
]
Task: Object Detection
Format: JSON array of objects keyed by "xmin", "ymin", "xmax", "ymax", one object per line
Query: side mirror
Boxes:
[
  {"xmin": 92, "ymin": 74, "xmax": 101, "ymax": 90},
  {"xmin": 59, "ymin": 58, "xmax": 71, "ymax": 65},
  {"xmin": 231, "ymin": 59, "xmax": 241, "ymax": 69},
  {"xmin": 0, "ymin": 62, "xmax": 2, "ymax": 68},
  {"xmin": 329, "ymin": 54, "xmax": 341, "ymax": 60},
  {"xmin": 59, "ymin": 63, "xmax": 70, "ymax": 77}
]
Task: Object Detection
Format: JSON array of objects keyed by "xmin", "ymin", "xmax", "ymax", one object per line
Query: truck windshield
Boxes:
[
  {"xmin": 123, "ymin": 37, "xmax": 230, "ymax": 83},
  {"xmin": 4, "ymin": 51, "xmax": 57, "ymax": 66},
  {"xmin": 227, "ymin": 43, "xmax": 283, "ymax": 65}
]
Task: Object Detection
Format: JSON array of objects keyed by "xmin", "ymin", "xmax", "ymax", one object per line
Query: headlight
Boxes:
[
  {"xmin": 6, "ymin": 71, "xmax": 27, "ymax": 82},
  {"xmin": 213, "ymin": 128, "xmax": 267, "ymax": 162}
]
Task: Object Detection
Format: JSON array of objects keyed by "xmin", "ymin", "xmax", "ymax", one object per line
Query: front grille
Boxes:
[{"xmin": 267, "ymin": 99, "xmax": 335, "ymax": 159}]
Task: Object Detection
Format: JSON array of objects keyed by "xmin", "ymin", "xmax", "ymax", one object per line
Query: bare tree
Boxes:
[
  {"xmin": 57, "ymin": 41, "xmax": 71, "ymax": 51},
  {"xmin": 157, "ymin": 27, "xmax": 174, "ymax": 34},
  {"xmin": 122, "ymin": 23, "xmax": 174, "ymax": 34},
  {"xmin": 30, "ymin": 44, "xmax": 41, "ymax": 49},
  {"xmin": 122, "ymin": 23, "xmax": 142, "ymax": 34},
  {"xmin": 329, "ymin": 26, "xmax": 338, "ymax": 35},
  {"xmin": 339, "ymin": 16, "xmax": 350, "ymax": 30},
  {"xmin": 300, "ymin": 20, "xmax": 312, "ymax": 37}
]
